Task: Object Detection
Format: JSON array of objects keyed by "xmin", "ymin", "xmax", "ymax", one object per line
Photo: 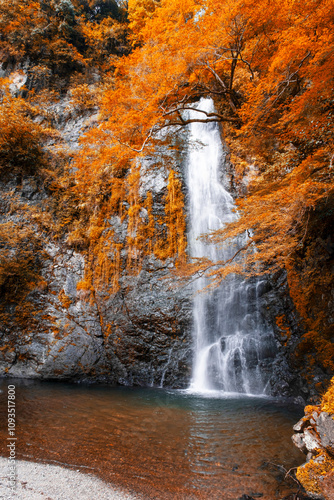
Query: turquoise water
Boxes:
[{"xmin": 0, "ymin": 379, "xmax": 304, "ymax": 499}]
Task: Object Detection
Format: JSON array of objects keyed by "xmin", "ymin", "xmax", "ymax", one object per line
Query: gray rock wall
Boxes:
[
  {"xmin": 0, "ymin": 178, "xmax": 193, "ymax": 386},
  {"xmin": 258, "ymin": 269, "xmax": 331, "ymax": 404},
  {"xmin": 0, "ymin": 92, "xmax": 193, "ymax": 387}
]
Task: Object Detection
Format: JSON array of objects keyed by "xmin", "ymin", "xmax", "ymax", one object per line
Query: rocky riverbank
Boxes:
[{"xmin": 292, "ymin": 378, "xmax": 334, "ymax": 500}]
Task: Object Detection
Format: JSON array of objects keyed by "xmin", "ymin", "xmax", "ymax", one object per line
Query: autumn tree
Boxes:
[
  {"xmin": 0, "ymin": 83, "xmax": 47, "ymax": 178},
  {"xmin": 0, "ymin": 0, "xmax": 129, "ymax": 93},
  {"xmin": 127, "ymin": 0, "xmax": 159, "ymax": 44}
]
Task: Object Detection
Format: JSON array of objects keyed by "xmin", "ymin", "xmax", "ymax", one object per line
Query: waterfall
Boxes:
[{"xmin": 187, "ymin": 98, "xmax": 275, "ymax": 395}]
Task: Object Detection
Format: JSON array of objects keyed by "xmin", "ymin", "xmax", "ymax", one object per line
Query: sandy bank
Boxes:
[{"xmin": 0, "ymin": 457, "xmax": 141, "ymax": 499}]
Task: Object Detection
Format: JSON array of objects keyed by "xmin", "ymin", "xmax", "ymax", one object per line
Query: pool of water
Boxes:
[{"xmin": 0, "ymin": 379, "xmax": 304, "ymax": 499}]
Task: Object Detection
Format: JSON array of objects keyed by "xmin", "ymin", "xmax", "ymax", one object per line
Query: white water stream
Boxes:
[{"xmin": 187, "ymin": 98, "xmax": 274, "ymax": 395}]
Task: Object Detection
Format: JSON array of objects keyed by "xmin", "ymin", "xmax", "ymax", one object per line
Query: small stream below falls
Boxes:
[{"xmin": 0, "ymin": 380, "xmax": 304, "ymax": 499}]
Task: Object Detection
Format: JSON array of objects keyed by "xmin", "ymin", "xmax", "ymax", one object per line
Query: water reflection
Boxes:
[{"xmin": 0, "ymin": 380, "xmax": 304, "ymax": 499}]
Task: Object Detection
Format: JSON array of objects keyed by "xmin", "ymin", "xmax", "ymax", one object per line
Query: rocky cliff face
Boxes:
[
  {"xmin": 257, "ymin": 269, "xmax": 333, "ymax": 404},
  {"xmin": 0, "ymin": 88, "xmax": 193, "ymax": 387},
  {"xmin": 0, "ymin": 233, "xmax": 192, "ymax": 386}
]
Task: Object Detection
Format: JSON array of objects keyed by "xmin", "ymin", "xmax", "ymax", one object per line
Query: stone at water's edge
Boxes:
[
  {"xmin": 317, "ymin": 413, "xmax": 334, "ymax": 456},
  {"xmin": 292, "ymin": 408, "xmax": 334, "ymax": 499}
]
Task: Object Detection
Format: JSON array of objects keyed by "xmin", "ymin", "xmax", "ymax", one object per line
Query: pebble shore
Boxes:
[{"xmin": 0, "ymin": 458, "xmax": 141, "ymax": 500}]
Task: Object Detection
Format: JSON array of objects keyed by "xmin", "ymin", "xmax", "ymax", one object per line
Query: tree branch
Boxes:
[
  {"xmin": 159, "ymin": 116, "xmax": 239, "ymax": 129},
  {"xmin": 112, "ymin": 127, "xmax": 154, "ymax": 153},
  {"xmin": 162, "ymin": 106, "xmax": 226, "ymax": 120},
  {"xmin": 191, "ymin": 237, "xmax": 254, "ymax": 280},
  {"xmin": 205, "ymin": 62, "xmax": 239, "ymax": 114}
]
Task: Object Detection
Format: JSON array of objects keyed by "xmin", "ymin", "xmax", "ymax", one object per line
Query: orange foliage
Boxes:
[
  {"xmin": 80, "ymin": 16, "xmax": 129, "ymax": 69},
  {"xmin": 128, "ymin": 0, "xmax": 159, "ymax": 44},
  {"xmin": 296, "ymin": 450, "xmax": 334, "ymax": 497},
  {"xmin": 275, "ymin": 315, "xmax": 291, "ymax": 344},
  {"xmin": 154, "ymin": 170, "xmax": 186, "ymax": 262},
  {"xmin": 0, "ymin": 0, "xmax": 128, "ymax": 94},
  {"xmin": 0, "ymin": 219, "xmax": 45, "ymax": 330},
  {"xmin": 77, "ymin": 208, "xmax": 124, "ymax": 297},
  {"xmin": 0, "ymin": 83, "xmax": 46, "ymax": 177},
  {"xmin": 126, "ymin": 165, "xmax": 144, "ymax": 270},
  {"xmin": 321, "ymin": 377, "xmax": 334, "ymax": 414},
  {"xmin": 0, "ymin": 0, "xmax": 46, "ymax": 62}
]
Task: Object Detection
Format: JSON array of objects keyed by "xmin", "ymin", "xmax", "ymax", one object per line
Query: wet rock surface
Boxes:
[
  {"xmin": 101, "ymin": 261, "xmax": 192, "ymax": 387},
  {"xmin": 257, "ymin": 269, "xmax": 331, "ymax": 403}
]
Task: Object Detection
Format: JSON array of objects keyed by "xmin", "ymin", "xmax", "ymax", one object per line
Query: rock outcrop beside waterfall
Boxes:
[
  {"xmin": 0, "ymin": 215, "xmax": 192, "ymax": 387},
  {"xmin": 255, "ymin": 269, "xmax": 331, "ymax": 404}
]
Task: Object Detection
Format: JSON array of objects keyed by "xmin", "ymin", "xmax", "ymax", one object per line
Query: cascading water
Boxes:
[{"xmin": 187, "ymin": 98, "xmax": 275, "ymax": 395}]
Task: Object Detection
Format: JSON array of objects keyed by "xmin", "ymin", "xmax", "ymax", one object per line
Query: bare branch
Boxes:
[
  {"xmin": 162, "ymin": 106, "xmax": 231, "ymax": 120},
  {"xmin": 190, "ymin": 238, "xmax": 254, "ymax": 280},
  {"xmin": 158, "ymin": 116, "xmax": 239, "ymax": 129},
  {"xmin": 205, "ymin": 62, "xmax": 229, "ymax": 91},
  {"xmin": 239, "ymin": 54, "xmax": 255, "ymax": 80},
  {"xmin": 112, "ymin": 127, "xmax": 154, "ymax": 153},
  {"xmin": 205, "ymin": 62, "xmax": 239, "ymax": 114}
]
